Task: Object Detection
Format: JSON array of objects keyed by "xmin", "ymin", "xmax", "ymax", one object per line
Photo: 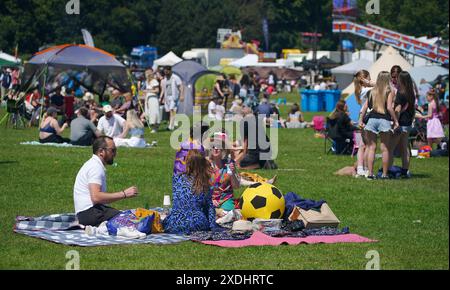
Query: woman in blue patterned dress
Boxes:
[{"xmin": 163, "ymin": 149, "xmax": 218, "ymax": 234}]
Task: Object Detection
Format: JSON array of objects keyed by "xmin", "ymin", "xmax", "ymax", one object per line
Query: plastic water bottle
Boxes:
[
  {"xmin": 226, "ymin": 154, "xmax": 233, "ymax": 175},
  {"xmin": 163, "ymin": 195, "xmax": 171, "ymax": 215}
]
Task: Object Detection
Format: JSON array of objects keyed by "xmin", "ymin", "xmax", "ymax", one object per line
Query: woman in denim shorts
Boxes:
[
  {"xmin": 389, "ymin": 71, "xmax": 416, "ymax": 178},
  {"xmin": 359, "ymin": 71, "xmax": 398, "ymax": 180}
]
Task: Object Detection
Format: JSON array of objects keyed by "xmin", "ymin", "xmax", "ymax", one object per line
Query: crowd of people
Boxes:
[
  {"xmin": 331, "ymin": 65, "xmax": 448, "ymax": 180},
  {"xmin": 75, "ymin": 119, "xmax": 278, "ymax": 237}
]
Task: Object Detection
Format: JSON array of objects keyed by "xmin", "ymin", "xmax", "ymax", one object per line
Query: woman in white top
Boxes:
[
  {"xmin": 114, "ymin": 109, "xmax": 147, "ymax": 148},
  {"xmin": 215, "ymin": 98, "xmax": 226, "ymax": 121},
  {"xmin": 286, "ymin": 103, "xmax": 308, "ymax": 129},
  {"xmin": 142, "ymin": 69, "xmax": 160, "ymax": 133},
  {"xmin": 207, "ymin": 96, "xmax": 218, "ymax": 120},
  {"xmin": 354, "ymin": 70, "xmax": 375, "ymax": 178}
]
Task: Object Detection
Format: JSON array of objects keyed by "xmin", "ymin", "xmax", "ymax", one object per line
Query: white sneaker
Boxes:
[
  {"xmin": 96, "ymin": 222, "xmax": 109, "ymax": 236},
  {"xmin": 151, "ymin": 129, "xmax": 157, "ymax": 134},
  {"xmin": 84, "ymin": 225, "xmax": 97, "ymax": 236},
  {"xmin": 117, "ymin": 227, "xmax": 146, "ymax": 239}
]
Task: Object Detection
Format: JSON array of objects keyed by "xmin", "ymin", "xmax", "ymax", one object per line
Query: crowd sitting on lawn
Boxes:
[{"xmin": 75, "ymin": 115, "xmax": 279, "ymax": 238}]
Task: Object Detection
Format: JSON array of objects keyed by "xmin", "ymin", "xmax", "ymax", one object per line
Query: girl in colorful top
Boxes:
[
  {"xmin": 173, "ymin": 122, "xmax": 210, "ymax": 175},
  {"xmin": 206, "ymin": 137, "xmax": 240, "ymax": 213},
  {"xmin": 163, "ymin": 149, "xmax": 218, "ymax": 234},
  {"xmin": 417, "ymin": 89, "xmax": 445, "ymax": 149}
]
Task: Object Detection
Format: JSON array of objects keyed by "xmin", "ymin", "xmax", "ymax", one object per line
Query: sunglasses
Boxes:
[{"xmin": 102, "ymin": 147, "xmax": 117, "ymax": 153}]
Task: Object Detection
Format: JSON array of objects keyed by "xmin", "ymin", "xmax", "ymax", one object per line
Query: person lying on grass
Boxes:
[{"xmin": 74, "ymin": 136, "xmax": 138, "ymax": 227}]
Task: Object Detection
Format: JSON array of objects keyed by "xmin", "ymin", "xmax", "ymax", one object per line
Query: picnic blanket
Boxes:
[
  {"xmin": 197, "ymin": 231, "xmax": 376, "ymax": 248},
  {"xmin": 20, "ymin": 141, "xmax": 155, "ymax": 148},
  {"xmin": 20, "ymin": 141, "xmax": 84, "ymax": 148},
  {"xmin": 14, "ymin": 213, "xmax": 189, "ymax": 247}
]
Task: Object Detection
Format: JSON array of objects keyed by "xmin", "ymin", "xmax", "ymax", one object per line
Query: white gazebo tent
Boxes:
[
  {"xmin": 229, "ymin": 54, "xmax": 259, "ymax": 68},
  {"xmin": 331, "ymin": 59, "xmax": 373, "ymax": 90},
  {"xmin": 153, "ymin": 51, "xmax": 183, "ymax": 67},
  {"xmin": 408, "ymin": 65, "xmax": 449, "ymax": 84}
]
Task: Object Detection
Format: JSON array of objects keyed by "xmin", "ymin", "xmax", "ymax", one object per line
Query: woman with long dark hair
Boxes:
[
  {"xmin": 163, "ymin": 150, "xmax": 218, "ymax": 234},
  {"xmin": 389, "ymin": 71, "xmax": 416, "ymax": 178}
]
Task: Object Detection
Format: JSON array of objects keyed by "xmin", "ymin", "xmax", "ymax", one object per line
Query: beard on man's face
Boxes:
[{"xmin": 105, "ymin": 156, "xmax": 114, "ymax": 165}]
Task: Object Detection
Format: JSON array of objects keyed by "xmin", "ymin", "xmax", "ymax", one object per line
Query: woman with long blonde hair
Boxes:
[
  {"xmin": 354, "ymin": 70, "xmax": 375, "ymax": 177},
  {"xmin": 114, "ymin": 109, "xmax": 147, "ymax": 148},
  {"xmin": 359, "ymin": 71, "xmax": 398, "ymax": 180},
  {"xmin": 163, "ymin": 149, "xmax": 218, "ymax": 234}
]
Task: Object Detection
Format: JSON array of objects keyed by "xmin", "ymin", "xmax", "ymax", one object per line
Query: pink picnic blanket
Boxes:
[{"xmin": 199, "ymin": 231, "xmax": 376, "ymax": 248}]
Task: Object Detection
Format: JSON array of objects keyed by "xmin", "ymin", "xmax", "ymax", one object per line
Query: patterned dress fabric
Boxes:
[{"xmin": 163, "ymin": 174, "xmax": 217, "ymax": 234}]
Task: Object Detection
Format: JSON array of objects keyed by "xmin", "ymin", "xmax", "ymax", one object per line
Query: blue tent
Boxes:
[
  {"xmin": 172, "ymin": 60, "xmax": 219, "ymax": 115},
  {"xmin": 22, "ymin": 44, "xmax": 130, "ymax": 96}
]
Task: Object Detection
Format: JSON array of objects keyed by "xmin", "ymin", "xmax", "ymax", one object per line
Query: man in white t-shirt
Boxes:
[
  {"xmin": 97, "ymin": 105, "xmax": 126, "ymax": 138},
  {"xmin": 74, "ymin": 136, "xmax": 138, "ymax": 226},
  {"xmin": 160, "ymin": 66, "xmax": 184, "ymax": 131}
]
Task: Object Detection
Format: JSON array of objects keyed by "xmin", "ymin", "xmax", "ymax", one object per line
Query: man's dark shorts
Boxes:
[
  {"xmin": 239, "ymin": 153, "xmax": 266, "ymax": 168},
  {"xmin": 77, "ymin": 204, "xmax": 121, "ymax": 227}
]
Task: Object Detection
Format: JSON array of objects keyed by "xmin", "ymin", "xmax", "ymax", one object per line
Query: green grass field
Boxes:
[{"xmin": 0, "ymin": 95, "xmax": 448, "ymax": 270}]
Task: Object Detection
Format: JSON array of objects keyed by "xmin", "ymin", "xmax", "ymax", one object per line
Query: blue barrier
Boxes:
[
  {"xmin": 299, "ymin": 90, "xmax": 341, "ymax": 112},
  {"xmin": 300, "ymin": 90, "xmax": 309, "ymax": 112}
]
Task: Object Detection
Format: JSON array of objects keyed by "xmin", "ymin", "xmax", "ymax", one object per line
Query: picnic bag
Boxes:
[{"xmin": 296, "ymin": 203, "xmax": 340, "ymax": 229}]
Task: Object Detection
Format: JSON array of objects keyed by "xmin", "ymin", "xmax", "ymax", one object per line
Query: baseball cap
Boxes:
[
  {"xmin": 46, "ymin": 107, "xmax": 59, "ymax": 115},
  {"xmin": 103, "ymin": 105, "xmax": 113, "ymax": 113}
]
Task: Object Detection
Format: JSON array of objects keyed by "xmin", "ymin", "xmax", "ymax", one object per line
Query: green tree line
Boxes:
[{"xmin": 0, "ymin": 0, "xmax": 448, "ymax": 59}]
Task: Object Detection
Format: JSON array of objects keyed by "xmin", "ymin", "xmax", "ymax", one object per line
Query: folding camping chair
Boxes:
[
  {"xmin": 324, "ymin": 117, "xmax": 353, "ymax": 155},
  {"xmin": 0, "ymin": 98, "xmax": 27, "ymax": 129},
  {"xmin": 312, "ymin": 115, "xmax": 326, "ymax": 133}
]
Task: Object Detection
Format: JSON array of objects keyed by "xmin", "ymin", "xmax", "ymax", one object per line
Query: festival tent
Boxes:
[
  {"xmin": 172, "ymin": 60, "xmax": 219, "ymax": 115},
  {"xmin": 408, "ymin": 65, "xmax": 449, "ymax": 84},
  {"xmin": 21, "ymin": 44, "xmax": 131, "ymax": 96},
  {"xmin": 229, "ymin": 54, "xmax": 259, "ymax": 68},
  {"xmin": 331, "ymin": 59, "xmax": 373, "ymax": 90},
  {"xmin": 153, "ymin": 51, "xmax": 183, "ymax": 67},
  {"xmin": 0, "ymin": 52, "xmax": 21, "ymax": 67},
  {"xmin": 343, "ymin": 46, "xmax": 412, "ymax": 121}
]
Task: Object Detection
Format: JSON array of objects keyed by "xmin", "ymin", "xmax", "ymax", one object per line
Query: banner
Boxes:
[
  {"xmin": 262, "ymin": 18, "xmax": 269, "ymax": 51},
  {"xmin": 81, "ymin": 29, "xmax": 95, "ymax": 47},
  {"xmin": 332, "ymin": 0, "xmax": 358, "ymax": 19}
]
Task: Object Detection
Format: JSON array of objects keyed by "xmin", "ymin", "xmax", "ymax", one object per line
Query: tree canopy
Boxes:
[{"xmin": 0, "ymin": 0, "xmax": 448, "ymax": 58}]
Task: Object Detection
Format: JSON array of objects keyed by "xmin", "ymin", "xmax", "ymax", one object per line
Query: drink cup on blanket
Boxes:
[{"xmin": 163, "ymin": 194, "xmax": 171, "ymax": 215}]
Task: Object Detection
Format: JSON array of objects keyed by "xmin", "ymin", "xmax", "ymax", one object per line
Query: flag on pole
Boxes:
[{"xmin": 81, "ymin": 29, "xmax": 95, "ymax": 47}]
